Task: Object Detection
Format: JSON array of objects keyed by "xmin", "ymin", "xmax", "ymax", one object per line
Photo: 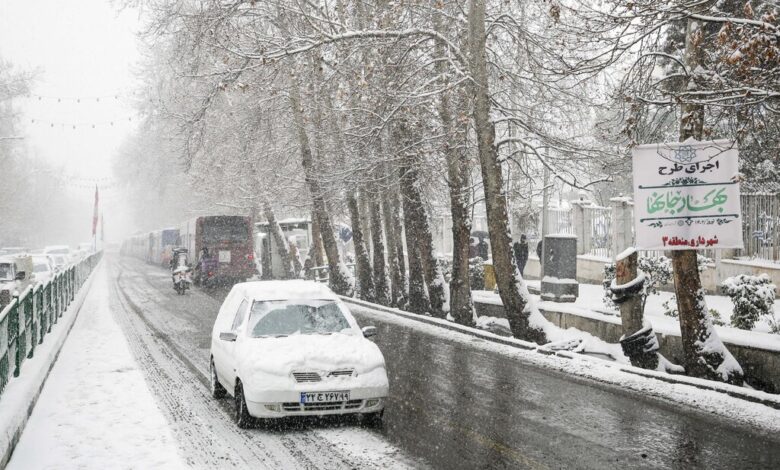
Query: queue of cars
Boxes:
[{"xmin": 0, "ymin": 244, "xmax": 94, "ymax": 305}]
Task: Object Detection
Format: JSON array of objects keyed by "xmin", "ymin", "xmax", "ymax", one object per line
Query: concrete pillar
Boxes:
[
  {"xmin": 571, "ymin": 196, "xmax": 592, "ymax": 255},
  {"xmin": 610, "ymin": 197, "xmax": 634, "ymax": 260}
]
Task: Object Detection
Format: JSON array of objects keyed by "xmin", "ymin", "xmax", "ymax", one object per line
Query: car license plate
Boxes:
[
  {"xmin": 300, "ymin": 391, "xmax": 350, "ymax": 404},
  {"xmin": 218, "ymin": 250, "xmax": 231, "ymax": 263}
]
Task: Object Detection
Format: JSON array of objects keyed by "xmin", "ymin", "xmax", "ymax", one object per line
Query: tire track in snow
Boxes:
[{"xmin": 109, "ymin": 257, "xmax": 416, "ymax": 469}]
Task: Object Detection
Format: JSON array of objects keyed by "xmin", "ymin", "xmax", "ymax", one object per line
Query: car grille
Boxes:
[
  {"xmin": 292, "ymin": 372, "xmax": 321, "ymax": 383},
  {"xmin": 282, "ymin": 400, "xmax": 363, "ymax": 412},
  {"xmin": 327, "ymin": 369, "xmax": 355, "ymax": 378},
  {"xmin": 292, "ymin": 368, "xmax": 355, "ymax": 383}
]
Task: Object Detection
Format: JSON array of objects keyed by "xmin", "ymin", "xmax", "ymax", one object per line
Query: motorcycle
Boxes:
[{"xmin": 171, "ymin": 249, "xmax": 192, "ymax": 295}]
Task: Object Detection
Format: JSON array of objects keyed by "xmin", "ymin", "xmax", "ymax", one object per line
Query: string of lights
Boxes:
[
  {"xmin": 25, "ymin": 89, "xmax": 151, "ymax": 103},
  {"xmin": 28, "ymin": 116, "xmax": 137, "ymax": 129}
]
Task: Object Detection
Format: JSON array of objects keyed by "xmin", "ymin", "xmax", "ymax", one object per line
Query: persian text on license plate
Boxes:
[{"xmin": 300, "ymin": 390, "xmax": 350, "ymax": 404}]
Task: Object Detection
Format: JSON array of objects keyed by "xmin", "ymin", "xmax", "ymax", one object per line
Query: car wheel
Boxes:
[
  {"xmin": 235, "ymin": 381, "xmax": 252, "ymax": 429},
  {"xmin": 210, "ymin": 359, "xmax": 226, "ymax": 399},
  {"xmin": 363, "ymin": 410, "xmax": 384, "ymax": 427}
]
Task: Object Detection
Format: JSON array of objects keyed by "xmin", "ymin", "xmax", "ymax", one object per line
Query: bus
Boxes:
[
  {"xmin": 255, "ymin": 218, "xmax": 312, "ymax": 279},
  {"xmin": 149, "ymin": 228, "xmax": 179, "ymax": 267},
  {"xmin": 179, "ymin": 216, "xmax": 255, "ymax": 285}
]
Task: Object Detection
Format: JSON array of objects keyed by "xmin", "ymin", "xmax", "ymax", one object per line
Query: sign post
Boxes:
[
  {"xmin": 632, "ymin": 138, "xmax": 743, "ymax": 383},
  {"xmin": 633, "ymin": 138, "xmax": 743, "ymax": 251}
]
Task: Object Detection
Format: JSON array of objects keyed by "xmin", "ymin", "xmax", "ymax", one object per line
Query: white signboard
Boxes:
[{"xmin": 632, "ymin": 138, "xmax": 743, "ymax": 251}]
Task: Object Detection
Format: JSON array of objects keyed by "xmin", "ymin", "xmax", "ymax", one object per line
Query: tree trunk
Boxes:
[
  {"xmin": 288, "ymin": 73, "xmax": 353, "ymax": 295},
  {"xmin": 383, "ymin": 189, "xmax": 406, "ymax": 308},
  {"xmin": 397, "ymin": 160, "xmax": 445, "ymax": 317},
  {"xmin": 347, "ymin": 190, "xmax": 376, "ymax": 301},
  {"xmin": 467, "ymin": 0, "xmax": 546, "ymax": 342},
  {"xmin": 434, "ymin": 9, "xmax": 473, "ymax": 325},
  {"xmin": 399, "ymin": 162, "xmax": 430, "ymax": 314},
  {"xmin": 370, "ymin": 187, "xmax": 389, "ymax": 306},
  {"xmin": 671, "ymin": 17, "xmax": 742, "ymax": 384},
  {"xmin": 262, "ymin": 201, "xmax": 294, "ymax": 279},
  {"xmin": 310, "ymin": 209, "xmax": 324, "ymax": 267}
]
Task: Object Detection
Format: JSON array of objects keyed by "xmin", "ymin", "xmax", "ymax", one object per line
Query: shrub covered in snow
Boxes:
[
  {"xmin": 721, "ymin": 274, "xmax": 776, "ymax": 330},
  {"xmin": 469, "ymin": 257, "xmax": 485, "ymax": 290}
]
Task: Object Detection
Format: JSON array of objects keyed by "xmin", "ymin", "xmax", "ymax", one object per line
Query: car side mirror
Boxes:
[
  {"xmin": 15, "ymin": 271, "xmax": 25, "ymax": 281},
  {"xmin": 362, "ymin": 326, "xmax": 377, "ymax": 338},
  {"xmin": 219, "ymin": 331, "xmax": 237, "ymax": 342}
]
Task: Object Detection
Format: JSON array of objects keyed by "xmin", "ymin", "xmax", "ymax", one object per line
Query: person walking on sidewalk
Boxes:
[{"xmin": 513, "ymin": 235, "xmax": 529, "ymax": 276}]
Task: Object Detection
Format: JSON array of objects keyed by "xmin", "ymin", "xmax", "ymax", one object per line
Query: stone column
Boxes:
[
  {"xmin": 571, "ymin": 196, "xmax": 592, "ymax": 255},
  {"xmin": 610, "ymin": 197, "xmax": 634, "ymax": 260}
]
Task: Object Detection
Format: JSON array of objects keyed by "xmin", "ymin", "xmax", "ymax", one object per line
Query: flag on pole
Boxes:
[{"xmin": 92, "ymin": 185, "xmax": 99, "ymax": 236}]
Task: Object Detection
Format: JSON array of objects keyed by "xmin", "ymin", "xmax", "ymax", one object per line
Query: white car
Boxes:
[
  {"xmin": 49, "ymin": 254, "xmax": 69, "ymax": 272},
  {"xmin": 44, "ymin": 245, "xmax": 72, "ymax": 261},
  {"xmin": 32, "ymin": 255, "xmax": 55, "ymax": 284},
  {"xmin": 210, "ymin": 280, "xmax": 389, "ymax": 428}
]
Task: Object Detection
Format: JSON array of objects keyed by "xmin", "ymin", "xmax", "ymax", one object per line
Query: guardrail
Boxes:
[{"xmin": 0, "ymin": 252, "xmax": 102, "ymax": 398}]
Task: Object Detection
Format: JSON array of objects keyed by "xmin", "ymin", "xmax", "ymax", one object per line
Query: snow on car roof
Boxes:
[{"xmin": 232, "ymin": 280, "xmax": 339, "ymax": 302}]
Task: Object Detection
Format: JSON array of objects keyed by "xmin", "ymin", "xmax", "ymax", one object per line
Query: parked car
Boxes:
[
  {"xmin": 49, "ymin": 254, "xmax": 69, "ymax": 272},
  {"xmin": 209, "ymin": 280, "xmax": 388, "ymax": 428},
  {"xmin": 0, "ymin": 255, "xmax": 33, "ymax": 304},
  {"xmin": 32, "ymin": 255, "xmax": 56, "ymax": 284},
  {"xmin": 44, "ymin": 245, "xmax": 72, "ymax": 262}
]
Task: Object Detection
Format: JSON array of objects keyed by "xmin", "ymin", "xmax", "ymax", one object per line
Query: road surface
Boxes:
[{"xmin": 109, "ymin": 255, "xmax": 780, "ymax": 469}]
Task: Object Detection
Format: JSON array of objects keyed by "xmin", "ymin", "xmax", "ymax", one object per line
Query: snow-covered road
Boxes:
[{"xmin": 9, "ymin": 255, "xmax": 780, "ymax": 469}]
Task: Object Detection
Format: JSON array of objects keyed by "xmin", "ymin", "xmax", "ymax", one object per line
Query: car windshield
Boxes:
[
  {"xmin": 33, "ymin": 263, "xmax": 49, "ymax": 273},
  {"xmin": 0, "ymin": 263, "xmax": 12, "ymax": 281},
  {"xmin": 247, "ymin": 300, "xmax": 351, "ymax": 338}
]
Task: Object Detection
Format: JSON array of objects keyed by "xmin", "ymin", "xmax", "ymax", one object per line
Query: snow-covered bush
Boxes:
[
  {"xmin": 603, "ymin": 255, "xmax": 672, "ymax": 310},
  {"xmin": 721, "ymin": 274, "xmax": 776, "ymax": 330},
  {"xmin": 469, "ymin": 257, "xmax": 485, "ymax": 291},
  {"xmin": 662, "ymin": 297, "xmax": 724, "ymax": 326}
]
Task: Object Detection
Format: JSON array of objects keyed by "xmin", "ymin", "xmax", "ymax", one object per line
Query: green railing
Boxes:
[{"xmin": 0, "ymin": 251, "xmax": 102, "ymax": 398}]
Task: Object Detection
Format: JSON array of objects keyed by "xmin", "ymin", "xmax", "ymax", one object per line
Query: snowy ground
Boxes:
[{"xmin": 7, "ymin": 265, "xmax": 188, "ymax": 469}]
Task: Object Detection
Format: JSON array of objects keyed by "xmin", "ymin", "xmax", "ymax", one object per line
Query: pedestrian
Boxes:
[
  {"xmin": 477, "ymin": 237, "xmax": 489, "ymax": 260},
  {"xmin": 536, "ymin": 240, "xmax": 543, "ymax": 261},
  {"xmin": 513, "ymin": 235, "xmax": 529, "ymax": 276}
]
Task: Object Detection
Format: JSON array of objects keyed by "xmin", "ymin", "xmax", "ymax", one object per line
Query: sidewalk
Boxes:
[{"xmin": 6, "ymin": 265, "xmax": 187, "ymax": 469}]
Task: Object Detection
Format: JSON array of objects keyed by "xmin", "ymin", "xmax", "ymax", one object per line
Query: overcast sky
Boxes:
[
  {"xmin": 0, "ymin": 0, "xmax": 141, "ymax": 241},
  {"xmin": 0, "ymin": 0, "xmax": 140, "ymax": 187}
]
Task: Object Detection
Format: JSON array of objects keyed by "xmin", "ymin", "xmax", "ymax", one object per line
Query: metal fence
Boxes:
[
  {"xmin": 584, "ymin": 206, "xmax": 612, "ymax": 258},
  {"xmin": 545, "ymin": 208, "xmax": 574, "ymax": 235},
  {"xmin": 0, "ymin": 252, "xmax": 102, "ymax": 397},
  {"xmin": 740, "ymin": 193, "xmax": 780, "ymax": 262}
]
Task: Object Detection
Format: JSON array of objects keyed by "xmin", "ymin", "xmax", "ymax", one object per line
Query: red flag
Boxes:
[{"xmin": 92, "ymin": 186, "xmax": 99, "ymax": 236}]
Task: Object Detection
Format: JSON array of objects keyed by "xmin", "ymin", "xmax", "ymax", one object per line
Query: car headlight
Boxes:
[{"xmin": 264, "ymin": 404, "xmax": 280, "ymax": 412}]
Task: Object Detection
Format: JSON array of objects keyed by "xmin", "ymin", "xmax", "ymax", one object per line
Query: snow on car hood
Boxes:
[{"xmin": 237, "ymin": 332, "xmax": 386, "ymax": 378}]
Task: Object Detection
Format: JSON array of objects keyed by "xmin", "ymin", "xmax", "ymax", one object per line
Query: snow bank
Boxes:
[
  {"xmin": 347, "ymin": 301, "xmax": 780, "ymax": 432},
  {"xmin": 0, "ymin": 262, "xmax": 98, "ymax": 468}
]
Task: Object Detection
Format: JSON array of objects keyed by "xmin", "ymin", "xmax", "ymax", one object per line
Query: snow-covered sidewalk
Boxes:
[{"xmin": 6, "ymin": 265, "xmax": 187, "ymax": 469}]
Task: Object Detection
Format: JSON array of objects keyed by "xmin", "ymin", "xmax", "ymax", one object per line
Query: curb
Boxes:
[
  {"xmin": 341, "ymin": 296, "xmax": 780, "ymax": 411},
  {"xmin": 0, "ymin": 262, "xmax": 101, "ymax": 468}
]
